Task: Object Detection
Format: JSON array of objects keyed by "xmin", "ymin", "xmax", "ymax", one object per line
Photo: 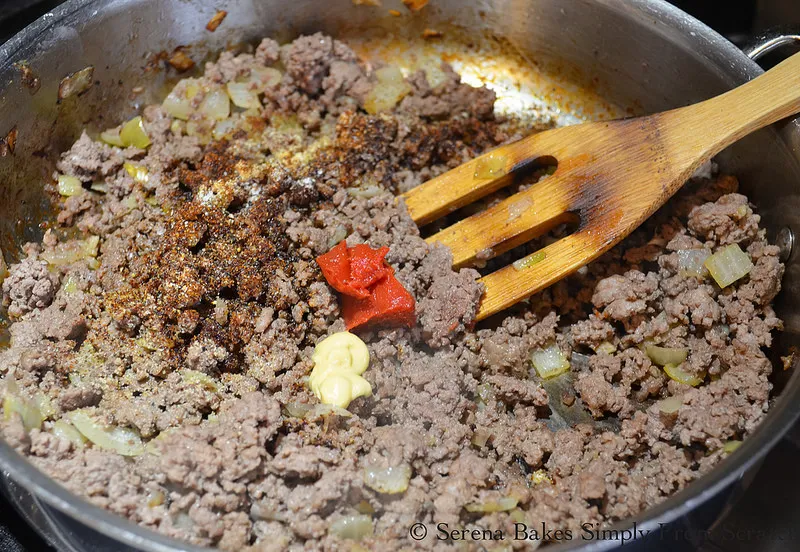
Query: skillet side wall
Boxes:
[{"xmin": 0, "ymin": 1, "xmax": 798, "ymax": 551}]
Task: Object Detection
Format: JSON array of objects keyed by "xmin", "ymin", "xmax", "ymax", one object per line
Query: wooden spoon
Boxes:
[{"xmin": 401, "ymin": 52, "xmax": 800, "ymax": 321}]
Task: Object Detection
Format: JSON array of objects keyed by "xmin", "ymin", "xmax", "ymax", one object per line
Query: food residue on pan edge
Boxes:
[
  {"xmin": 206, "ymin": 10, "xmax": 227, "ymax": 32},
  {"xmin": 0, "ymin": 29, "xmax": 786, "ymax": 551}
]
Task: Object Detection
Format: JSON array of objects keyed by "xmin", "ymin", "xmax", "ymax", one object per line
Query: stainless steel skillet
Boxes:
[{"xmin": 0, "ymin": 1, "xmax": 799, "ymax": 550}]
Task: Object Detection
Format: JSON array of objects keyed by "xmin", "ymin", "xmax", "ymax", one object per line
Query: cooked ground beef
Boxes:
[{"xmin": 0, "ymin": 33, "xmax": 785, "ymax": 551}]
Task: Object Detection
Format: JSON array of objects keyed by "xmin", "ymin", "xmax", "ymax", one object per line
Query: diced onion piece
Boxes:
[
  {"xmin": 283, "ymin": 401, "xmax": 313, "ymax": 418},
  {"xmin": 329, "ymin": 514, "xmax": 373, "ymax": 540},
  {"xmin": 513, "ymin": 250, "xmax": 546, "ymax": 271},
  {"xmin": 120, "ymin": 116, "xmax": 151, "ymax": 149},
  {"xmin": 424, "ymin": 65, "xmax": 448, "ymax": 88},
  {"xmin": 595, "ymin": 341, "xmax": 616, "ymax": 355},
  {"xmin": 5, "ymin": 377, "xmax": 18, "ymax": 395},
  {"xmin": 347, "ymin": 185, "xmax": 383, "ymax": 199},
  {"xmin": 163, "ymin": 82, "xmax": 194, "ymax": 120},
  {"xmin": 147, "ymin": 490, "xmax": 166, "ymax": 507},
  {"xmin": 531, "ymin": 344, "xmax": 570, "ymax": 379},
  {"xmin": 170, "ymin": 119, "xmax": 184, "ymax": 135},
  {"xmin": 327, "ymin": 226, "xmax": 348, "ymax": 250},
  {"xmin": 356, "ymin": 500, "xmax": 375, "ymax": 515},
  {"xmin": 186, "ymin": 120, "xmax": 212, "ymax": 145},
  {"xmin": 52, "ymin": 420, "xmax": 87, "ymax": 448},
  {"xmin": 723, "ymin": 440, "xmax": 742, "ymax": 453},
  {"xmin": 215, "ymin": 299, "xmax": 230, "ymax": 325},
  {"xmin": 212, "ymin": 119, "xmax": 238, "ymax": 140},
  {"xmin": 90, "ymin": 182, "xmax": 108, "ymax": 193},
  {"xmin": 85, "ymin": 235, "xmax": 100, "ymax": 256},
  {"xmin": 124, "ymin": 162, "xmax": 149, "ymax": 183},
  {"xmin": 306, "ymin": 403, "xmax": 353, "ymax": 419},
  {"xmin": 715, "ymin": 323, "xmax": 731, "ymax": 337},
  {"xmin": 363, "ymin": 464, "xmax": 411, "ymax": 494},
  {"xmin": 33, "ymin": 393, "xmax": 55, "ymax": 419},
  {"xmin": 122, "ymin": 195, "xmax": 139, "ymax": 211},
  {"xmin": 249, "ymin": 67, "xmax": 282, "ymax": 90},
  {"xmin": 135, "ymin": 335, "xmax": 160, "ymax": 352},
  {"xmin": 704, "ymin": 244, "xmax": 753, "ymax": 289},
  {"xmin": 363, "ymin": 66, "xmax": 411, "ymax": 114},
  {"xmin": 530, "ymin": 469, "xmax": 552, "ymax": 485},
  {"xmin": 186, "ymin": 81, "xmax": 201, "ymax": 100},
  {"xmin": 99, "ymin": 129, "xmax": 125, "ymax": 147},
  {"xmin": 57, "ymin": 174, "xmax": 83, "ymax": 196},
  {"xmin": 58, "ymin": 66, "xmax": 94, "ymax": 100},
  {"xmin": 471, "ymin": 428, "xmax": 492, "ymax": 448},
  {"xmin": 199, "ymin": 88, "xmax": 231, "ymax": 121},
  {"xmin": 656, "ymin": 395, "xmax": 683, "ymax": 414},
  {"xmin": 475, "ymin": 383, "xmax": 495, "ymax": 407},
  {"xmin": 473, "ymin": 152, "xmax": 507, "ymax": 179},
  {"xmin": 63, "ymin": 275, "xmax": 79, "ymax": 294},
  {"xmin": 464, "ymin": 497, "xmax": 518, "ymax": 513},
  {"xmin": 645, "ymin": 345, "xmax": 688, "ymax": 367},
  {"xmin": 677, "ymin": 249, "xmax": 711, "ymax": 278},
  {"xmin": 174, "ymin": 513, "xmax": 194, "ymax": 530},
  {"xmin": 69, "ymin": 410, "xmax": 144, "ymax": 456},
  {"xmin": 3, "ymin": 393, "xmax": 43, "ymax": 431},
  {"xmin": 663, "ymin": 363, "xmax": 703, "ymax": 387},
  {"xmin": 40, "ymin": 236, "xmax": 100, "ymax": 267},
  {"xmin": 735, "ymin": 205, "xmax": 749, "ymax": 219},
  {"xmin": 181, "ymin": 370, "xmax": 219, "ymax": 392},
  {"xmin": 226, "ymin": 82, "xmax": 260, "ymax": 109}
]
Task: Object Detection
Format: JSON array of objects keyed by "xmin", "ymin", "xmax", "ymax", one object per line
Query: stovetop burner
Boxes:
[{"xmin": 1, "ymin": 1, "xmax": 799, "ymax": 551}]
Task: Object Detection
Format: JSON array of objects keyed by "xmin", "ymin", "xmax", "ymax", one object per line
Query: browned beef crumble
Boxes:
[{"xmin": 0, "ymin": 33, "xmax": 785, "ymax": 551}]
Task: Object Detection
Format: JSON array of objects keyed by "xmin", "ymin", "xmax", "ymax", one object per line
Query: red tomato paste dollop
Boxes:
[{"xmin": 316, "ymin": 241, "xmax": 416, "ymax": 330}]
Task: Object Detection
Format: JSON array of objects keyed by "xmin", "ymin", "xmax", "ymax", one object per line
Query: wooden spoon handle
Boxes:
[{"xmin": 663, "ymin": 52, "xmax": 800, "ymax": 168}]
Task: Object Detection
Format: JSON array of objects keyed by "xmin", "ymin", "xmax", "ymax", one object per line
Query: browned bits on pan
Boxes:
[
  {"xmin": 0, "ymin": 126, "xmax": 17, "ymax": 157},
  {"xmin": 783, "ymin": 347, "xmax": 799, "ymax": 370},
  {"xmin": 206, "ymin": 10, "xmax": 227, "ymax": 32},
  {"xmin": 402, "ymin": 0, "xmax": 429, "ymax": 12},
  {"xmin": 144, "ymin": 51, "xmax": 168, "ymax": 73},
  {"xmin": 389, "ymin": 9, "xmax": 401, "ymax": 16},
  {"xmin": 422, "ymin": 28, "xmax": 443, "ymax": 39},
  {"xmin": 168, "ymin": 47, "xmax": 195, "ymax": 72},
  {"xmin": 352, "ymin": 0, "xmax": 382, "ymax": 5},
  {"xmin": 13, "ymin": 62, "xmax": 41, "ymax": 94},
  {"xmin": 57, "ymin": 66, "xmax": 95, "ymax": 102}
]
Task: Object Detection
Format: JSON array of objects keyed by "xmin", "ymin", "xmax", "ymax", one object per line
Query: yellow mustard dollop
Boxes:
[{"xmin": 309, "ymin": 332, "xmax": 372, "ymax": 409}]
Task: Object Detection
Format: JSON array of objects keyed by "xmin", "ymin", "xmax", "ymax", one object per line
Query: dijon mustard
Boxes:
[{"xmin": 309, "ymin": 332, "xmax": 372, "ymax": 409}]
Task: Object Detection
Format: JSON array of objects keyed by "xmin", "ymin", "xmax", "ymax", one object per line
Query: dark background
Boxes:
[
  {"xmin": 0, "ymin": 1, "xmax": 799, "ymax": 551},
  {"xmin": 2, "ymin": 0, "xmax": 800, "ymax": 44}
]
